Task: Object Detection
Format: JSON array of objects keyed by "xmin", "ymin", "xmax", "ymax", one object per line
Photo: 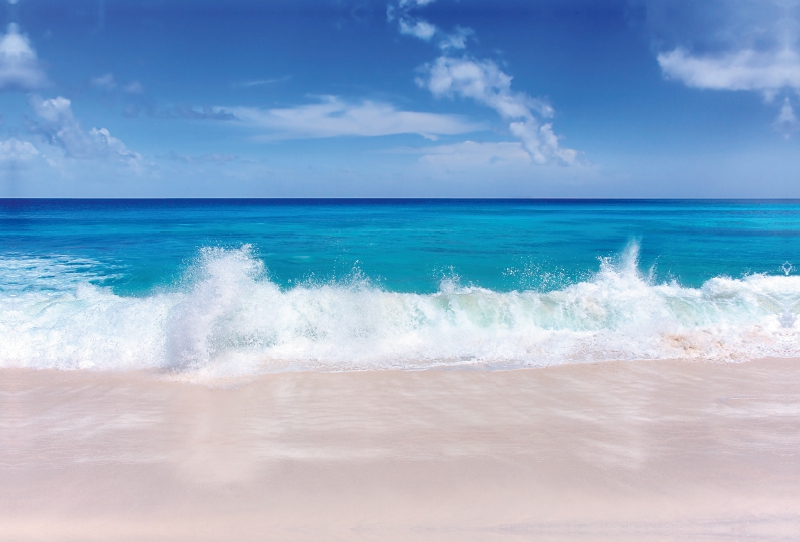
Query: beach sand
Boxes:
[{"xmin": 2, "ymin": 358, "xmax": 800, "ymax": 541}]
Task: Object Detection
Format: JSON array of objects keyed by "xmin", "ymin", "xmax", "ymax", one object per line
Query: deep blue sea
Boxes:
[{"xmin": 2, "ymin": 199, "xmax": 799, "ymax": 375}]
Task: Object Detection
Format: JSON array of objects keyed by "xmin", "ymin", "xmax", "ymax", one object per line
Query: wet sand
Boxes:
[{"xmin": 2, "ymin": 358, "xmax": 800, "ymax": 541}]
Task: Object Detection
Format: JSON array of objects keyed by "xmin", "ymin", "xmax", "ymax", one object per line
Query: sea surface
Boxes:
[{"xmin": 1, "ymin": 199, "xmax": 799, "ymax": 375}]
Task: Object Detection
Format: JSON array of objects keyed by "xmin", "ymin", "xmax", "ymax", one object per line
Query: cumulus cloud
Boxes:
[
  {"xmin": 0, "ymin": 138, "xmax": 40, "ymax": 162},
  {"xmin": 228, "ymin": 96, "xmax": 481, "ymax": 140},
  {"xmin": 28, "ymin": 95, "xmax": 141, "ymax": 166},
  {"xmin": 0, "ymin": 23, "xmax": 48, "ymax": 91},
  {"xmin": 417, "ymin": 56, "xmax": 576, "ymax": 164}
]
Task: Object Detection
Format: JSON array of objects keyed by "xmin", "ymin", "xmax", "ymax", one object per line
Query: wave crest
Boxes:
[{"xmin": 1, "ymin": 245, "xmax": 798, "ymax": 376}]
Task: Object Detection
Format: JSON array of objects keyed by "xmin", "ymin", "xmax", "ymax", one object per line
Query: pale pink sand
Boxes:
[{"xmin": 2, "ymin": 358, "xmax": 800, "ymax": 541}]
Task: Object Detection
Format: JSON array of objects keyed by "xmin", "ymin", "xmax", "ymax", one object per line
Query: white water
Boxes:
[{"xmin": 2, "ymin": 245, "xmax": 798, "ymax": 376}]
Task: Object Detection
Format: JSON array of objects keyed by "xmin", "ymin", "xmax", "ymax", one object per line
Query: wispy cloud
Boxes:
[
  {"xmin": 121, "ymin": 102, "xmax": 236, "ymax": 121},
  {"xmin": 231, "ymin": 76, "xmax": 291, "ymax": 89},
  {"xmin": 91, "ymin": 73, "xmax": 144, "ymax": 94},
  {"xmin": 418, "ymin": 56, "xmax": 577, "ymax": 164},
  {"xmin": 399, "ymin": 0, "xmax": 437, "ymax": 7},
  {"xmin": 388, "ymin": 0, "xmax": 471, "ymax": 51},
  {"xmin": 390, "ymin": 0, "xmax": 577, "ymax": 165},
  {"xmin": 159, "ymin": 105, "xmax": 236, "ymax": 121},
  {"xmin": 228, "ymin": 96, "xmax": 481, "ymax": 140},
  {"xmin": 0, "ymin": 23, "xmax": 48, "ymax": 91},
  {"xmin": 774, "ymin": 97, "xmax": 799, "ymax": 138},
  {"xmin": 91, "ymin": 72, "xmax": 117, "ymax": 91},
  {"xmin": 658, "ymin": 48, "xmax": 800, "ymax": 92},
  {"xmin": 439, "ymin": 26, "xmax": 473, "ymax": 51}
]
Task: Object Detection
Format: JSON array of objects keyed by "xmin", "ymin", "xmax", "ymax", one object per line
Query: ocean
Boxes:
[{"xmin": 2, "ymin": 199, "xmax": 798, "ymax": 376}]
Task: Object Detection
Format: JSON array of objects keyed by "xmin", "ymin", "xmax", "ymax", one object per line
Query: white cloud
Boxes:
[
  {"xmin": 773, "ymin": 97, "xmax": 799, "ymax": 137},
  {"xmin": 92, "ymin": 73, "xmax": 144, "ymax": 94},
  {"xmin": 399, "ymin": 19, "xmax": 437, "ymax": 41},
  {"xmin": 232, "ymin": 76, "xmax": 290, "ymax": 89},
  {"xmin": 0, "ymin": 23, "xmax": 47, "ymax": 91},
  {"xmin": 648, "ymin": 0, "xmax": 800, "ymax": 134},
  {"xmin": 228, "ymin": 96, "xmax": 481, "ymax": 140},
  {"xmin": 391, "ymin": 0, "xmax": 472, "ymax": 52},
  {"xmin": 417, "ymin": 56, "xmax": 576, "ymax": 164},
  {"xmin": 0, "ymin": 138, "xmax": 40, "ymax": 162},
  {"xmin": 658, "ymin": 47, "xmax": 800, "ymax": 92},
  {"xmin": 510, "ymin": 120, "xmax": 578, "ymax": 164},
  {"xmin": 389, "ymin": 0, "xmax": 578, "ymax": 165},
  {"xmin": 399, "ymin": 0, "xmax": 436, "ymax": 7},
  {"xmin": 91, "ymin": 73, "xmax": 117, "ymax": 91},
  {"xmin": 29, "ymin": 95, "xmax": 72, "ymax": 123},
  {"xmin": 28, "ymin": 95, "xmax": 141, "ymax": 166},
  {"xmin": 420, "ymin": 56, "xmax": 553, "ymax": 118},
  {"xmin": 439, "ymin": 26, "xmax": 473, "ymax": 51}
]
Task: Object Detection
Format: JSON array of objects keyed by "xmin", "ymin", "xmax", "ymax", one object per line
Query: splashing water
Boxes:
[{"xmin": 1, "ymin": 243, "xmax": 798, "ymax": 377}]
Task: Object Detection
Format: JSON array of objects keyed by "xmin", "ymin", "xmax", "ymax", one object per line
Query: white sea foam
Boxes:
[{"xmin": 1, "ymin": 245, "xmax": 798, "ymax": 376}]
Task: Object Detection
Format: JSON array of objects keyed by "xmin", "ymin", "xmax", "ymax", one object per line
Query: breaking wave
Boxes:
[{"xmin": 1, "ymin": 244, "xmax": 798, "ymax": 376}]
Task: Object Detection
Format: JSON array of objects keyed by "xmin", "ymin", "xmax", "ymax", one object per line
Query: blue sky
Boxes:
[{"xmin": 1, "ymin": 0, "xmax": 799, "ymax": 197}]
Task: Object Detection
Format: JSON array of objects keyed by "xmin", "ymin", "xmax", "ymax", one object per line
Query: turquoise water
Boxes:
[
  {"xmin": 3, "ymin": 199, "xmax": 799, "ymax": 293},
  {"xmin": 2, "ymin": 199, "xmax": 799, "ymax": 374}
]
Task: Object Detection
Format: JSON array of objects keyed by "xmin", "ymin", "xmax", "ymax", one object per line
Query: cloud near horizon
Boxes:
[
  {"xmin": 27, "ymin": 95, "xmax": 141, "ymax": 167},
  {"xmin": 0, "ymin": 138, "xmax": 40, "ymax": 162},
  {"xmin": 228, "ymin": 96, "xmax": 482, "ymax": 140}
]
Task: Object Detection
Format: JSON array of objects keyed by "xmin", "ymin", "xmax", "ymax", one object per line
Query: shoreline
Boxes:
[{"xmin": 3, "ymin": 358, "xmax": 800, "ymax": 541}]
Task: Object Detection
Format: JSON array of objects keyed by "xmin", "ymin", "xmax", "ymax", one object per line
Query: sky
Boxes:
[{"xmin": 0, "ymin": 0, "xmax": 799, "ymax": 197}]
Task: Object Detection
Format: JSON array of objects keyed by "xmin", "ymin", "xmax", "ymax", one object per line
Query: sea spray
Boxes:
[{"xmin": 1, "ymin": 244, "xmax": 798, "ymax": 376}]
